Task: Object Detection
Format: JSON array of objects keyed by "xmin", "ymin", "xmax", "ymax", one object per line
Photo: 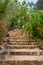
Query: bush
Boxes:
[{"xmin": 23, "ymin": 10, "xmax": 43, "ymax": 40}]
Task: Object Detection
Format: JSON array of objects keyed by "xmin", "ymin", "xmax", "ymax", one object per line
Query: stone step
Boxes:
[
  {"xmin": 0, "ymin": 49, "xmax": 43, "ymax": 55},
  {"xmin": 9, "ymin": 38, "xmax": 28, "ymax": 41},
  {"xmin": 4, "ymin": 55, "xmax": 43, "ymax": 61},
  {"xmin": 0, "ymin": 61, "xmax": 43, "ymax": 65},
  {"xmin": 6, "ymin": 49, "xmax": 42, "ymax": 52},
  {"xmin": 8, "ymin": 41, "xmax": 37, "ymax": 45},
  {"xmin": 8, "ymin": 52, "xmax": 42, "ymax": 55},
  {"xmin": 3, "ymin": 38, "xmax": 37, "ymax": 45},
  {"xmin": 9, "ymin": 51, "xmax": 43, "ymax": 55},
  {"xmin": 6, "ymin": 45, "xmax": 38, "ymax": 49}
]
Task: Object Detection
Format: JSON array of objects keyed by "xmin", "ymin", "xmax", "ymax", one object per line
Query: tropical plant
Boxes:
[
  {"xmin": 23, "ymin": 10, "xmax": 43, "ymax": 40},
  {"xmin": 0, "ymin": 0, "xmax": 8, "ymax": 44}
]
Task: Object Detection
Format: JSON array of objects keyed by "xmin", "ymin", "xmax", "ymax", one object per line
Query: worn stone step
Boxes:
[
  {"xmin": 6, "ymin": 45, "xmax": 38, "ymax": 49},
  {"xmin": 0, "ymin": 55, "xmax": 43, "ymax": 61},
  {"xmin": 9, "ymin": 51, "xmax": 43, "ymax": 55},
  {"xmin": 4, "ymin": 55, "xmax": 43, "ymax": 61},
  {"xmin": 3, "ymin": 38, "xmax": 38, "ymax": 45},
  {"xmin": 7, "ymin": 49, "xmax": 42, "ymax": 52},
  {"xmin": 8, "ymin": 41, "xmax": 37, "ymax": 45},
  {"xmin": 0, "ymin": 61, "xmax": 43, "ymax": 65},
  {"xmin": 0, "ymin": 49, "xmax": 43, "ymax": 55}
]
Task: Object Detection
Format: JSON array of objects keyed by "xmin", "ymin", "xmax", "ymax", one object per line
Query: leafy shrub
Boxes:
[{"xmin": 23, "ymin": 10, "xmax": 43, "ymax": 40}]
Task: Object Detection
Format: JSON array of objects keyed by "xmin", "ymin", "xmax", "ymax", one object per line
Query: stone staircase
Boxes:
[
  {"xmin": 1, "ymin": 36, "xmax": 42, "ymax": 61},
  {"xmin": 0, "ymin": 35, "xmax": 43, "ymax": 65}
]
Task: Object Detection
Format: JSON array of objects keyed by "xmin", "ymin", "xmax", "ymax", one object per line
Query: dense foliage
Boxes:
[
  {"xmin": 37, "ymin": 0, "xmax": 43, "ymax": 10},
  {"xmin": 23, "ymin": 10, "xmax": 43, "ymax": 40}
]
